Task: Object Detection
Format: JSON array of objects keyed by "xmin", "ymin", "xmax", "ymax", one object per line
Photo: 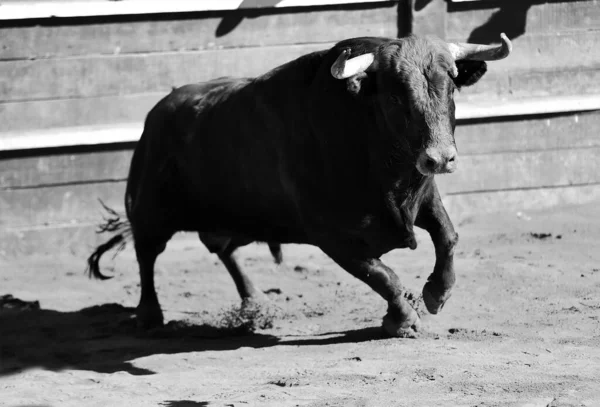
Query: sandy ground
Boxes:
[{"xmin": 1, "ymin": 202, "xmax": 599, "ymax": 407}]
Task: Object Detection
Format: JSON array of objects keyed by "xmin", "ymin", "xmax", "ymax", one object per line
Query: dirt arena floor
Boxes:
[{"xmin": 1, "ymin": 202, "xmax": 599, "ymax": 407}]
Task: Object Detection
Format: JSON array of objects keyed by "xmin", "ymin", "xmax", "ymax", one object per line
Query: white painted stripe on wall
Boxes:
[
  {"xmin": 455, "ymin": 95, "xmax": 600, "ymax": 120},
  {"xmin": 0, "ymin": 123, "xmax": 142, "ymax": 151},
  {"xmin": 1, "ymin": 95, "xmax": 599, "ymax": 151},
  {"xmin": 0, "ymin": 0, "xmax": 396, "ymax": 20}
]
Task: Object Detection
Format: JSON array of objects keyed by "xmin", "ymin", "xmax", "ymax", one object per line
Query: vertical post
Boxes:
[{"xmin": 396, "ymin": 0, "xmax": 414, "ymax": 37}]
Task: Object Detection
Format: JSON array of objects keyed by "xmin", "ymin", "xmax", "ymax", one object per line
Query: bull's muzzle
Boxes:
[{"xmin": 416, "ymin": 146, "xmax": 458, "ymax": 175}]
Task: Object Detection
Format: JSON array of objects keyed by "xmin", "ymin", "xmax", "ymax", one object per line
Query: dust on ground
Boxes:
[{"xmin": 1, "ymin": 203, "xmax": 599, "ymax": 407}]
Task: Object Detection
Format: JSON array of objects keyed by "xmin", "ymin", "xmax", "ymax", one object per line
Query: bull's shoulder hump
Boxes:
[
  {"xmin": 157, "ymin": 78, "xmax": 250, "ymax": 111},
  {"xmin": 174, "ymin": 77, "xmax": 250, "ymax": 97}
]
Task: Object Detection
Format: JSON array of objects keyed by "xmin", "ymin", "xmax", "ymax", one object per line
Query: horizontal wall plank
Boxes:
[
  {"xmin": 447, "ymin": 1, "xmax": 600, "ymax": 40},
  {"xmin": 0, "ymin": 150, "xmax": 133, "ymax": 189},
  {"xmin": 437, "ymin": 147, "xmax": 600, "ymax": 196},
  {"xmin": 0, "ymin": 223, "xmax": 105, "ymax": 257},
  {"xmin": 2, "ymin": 95, "xmax": 600, "ymax": 151},
  {"xmin": 4, "ymin": 67, "xmax": 600, "ymax": 133},
  {"xmin": 0, "ymin": 93, "xmax": 162, "ymax": 133},
  {"xmin": 0, "ymin": 182, "xmax": 126, "ymax": 227},
  {"xmin": 458, "ymin": 67, "xmax": 600, "ymax": 101},
  {"xmin": 456, "ymin": 111, "xmax": 600, "ymax": 155},
  {"xmin": 443, "ymin": 183, "xmax": 600, "ymax": 222},
  {"xmin": 0, "ymin": 43, "xmax": 331, "ymax": 102},
  {"xmin": 0, "ymin": 4, "xmax": 397, "ymax": 60},
  {"xmin": 506, "ymin": 68, "xmax": 600, "ymax": 99},
  {"xmin": 3, "ymin": 30, "xmax": 598, "ymax": 103}
]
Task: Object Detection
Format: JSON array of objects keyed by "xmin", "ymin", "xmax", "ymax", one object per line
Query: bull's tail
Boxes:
[{"xmin": 86, "ymin": 200, "xmax": 132, "ymax": 280}]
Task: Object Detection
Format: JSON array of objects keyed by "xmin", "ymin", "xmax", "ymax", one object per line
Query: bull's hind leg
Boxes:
[
  {"xmin": 199, "ymin": 233, "xmax": 263, "ymax": 301},
  {"xmin": 415, "ymin": 182, "xmax": 458, "ymax": 315},
  {"xmin": 133, "ymin": 232, "xmax": 173, "ymax": 329}
]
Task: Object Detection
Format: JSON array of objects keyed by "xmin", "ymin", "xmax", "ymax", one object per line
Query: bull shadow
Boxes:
[
  {"xmin": 461, "ymin": 1, "xmax": 534, "ymax": 43},
  {"xmin": 0, "ymin": 300, "xmax": 386, "ymax": 377},
  {"xmin": 215, "ymin": 1, "xmax": 400, "ymax": 38}
]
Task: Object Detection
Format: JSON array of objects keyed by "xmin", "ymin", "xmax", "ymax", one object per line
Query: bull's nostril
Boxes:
[{"xmin": 425, "ymin": 158, "xmax": 437, "ymax": 170}]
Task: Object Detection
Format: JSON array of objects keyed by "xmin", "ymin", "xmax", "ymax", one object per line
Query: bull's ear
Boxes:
[
  {"xmin": 453, "ymin": 60, "xmax": 487, "ymax": 88},
  {"xmin": 346, "ymin": 72, "xmax": 372, "ymax": 97}
]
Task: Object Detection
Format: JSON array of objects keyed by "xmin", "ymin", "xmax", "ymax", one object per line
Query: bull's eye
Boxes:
[{"xmin": 390, "ymin": 95, "xmax": 402, "ymax": 105}]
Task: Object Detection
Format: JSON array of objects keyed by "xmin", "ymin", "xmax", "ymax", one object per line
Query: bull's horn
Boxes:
[
  {"xmin": 448, "ymin": 33, "xmax": 512, "ymax": 61},
  {"xmin": 331, "ymin": 49, "xmax": 375, "ymax": 79}
]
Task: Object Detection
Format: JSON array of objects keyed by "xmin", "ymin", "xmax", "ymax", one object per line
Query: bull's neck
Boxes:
[{"xmin": 381, "ymin": 170, "xmax": 431, "ymax": 249}]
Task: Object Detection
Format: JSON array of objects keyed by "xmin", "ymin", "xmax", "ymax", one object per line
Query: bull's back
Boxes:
[{"xmin": 137, "ymin": 78, "xmax": 306, "ymax": 242}]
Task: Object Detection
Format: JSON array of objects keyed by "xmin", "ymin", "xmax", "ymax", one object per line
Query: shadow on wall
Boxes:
[
  {"xmin": 216, "ymin": 1, "xmax": 410, "ymax": 39},
  {"xmin": 214, "ymin": 0, "xmax": 534, "ymax": 43},
  {"xmin": 403, "ymin": 0, "xmax": 533, "ymax": 42},
  {"xmin": 467, "ymin": 2, "xmax": 533, "ymax": 43},
  {"xmin": 215, "ymin": 0, "xmax": 285, "ymax": 37},
  {"xmin": 414, "ymin": 0, "xmax": 434, "ymax": 12}
]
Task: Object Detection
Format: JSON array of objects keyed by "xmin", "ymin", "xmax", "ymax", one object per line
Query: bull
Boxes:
[{"xmin": 88, "ymin": 33, "xmax": 512, "ymax": 336}]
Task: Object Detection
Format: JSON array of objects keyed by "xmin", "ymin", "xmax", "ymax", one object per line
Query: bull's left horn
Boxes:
[
  {"xmin": 331, "ymin": 49, "xmax": 375, "ymax": 79},
  {"xmin": 448, "ymin": 33, "xmax": 512, "ymax": 61}
]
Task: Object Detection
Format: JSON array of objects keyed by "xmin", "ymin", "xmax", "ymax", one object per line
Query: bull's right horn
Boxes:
[
  {"xmin": 448, "ymin": 33, "xmax": 512, "ymax": 61},
  {"xmin": 331, "ymin": 49, "xmax": 375, "ymax": 79}
]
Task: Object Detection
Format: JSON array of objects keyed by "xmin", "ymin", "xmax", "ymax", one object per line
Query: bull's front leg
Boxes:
[
  {"xmin": 415, "ymin": 181, "xmax": 458, "ymax": 314},
  {"xmin": 320, "ymin": 245, "xmax": 421, "ymax": 337}
]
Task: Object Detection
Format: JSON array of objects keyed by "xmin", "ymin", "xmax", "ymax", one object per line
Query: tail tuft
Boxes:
[
  {"xmin": 87, "ymin": 235, "xmax": 125, "ymax": 280},
  {"xmin": 96, "ymin": 199, "xmax": 130, "ymax": 235},
  {"xmin": 86, "ymin": 200, "xmax": 132, "ymax": 280}
]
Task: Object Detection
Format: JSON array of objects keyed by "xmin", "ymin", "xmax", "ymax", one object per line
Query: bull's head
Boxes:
[{"xmin": 330, "ymin": 34, "xmax": 512, "ymax": 176}]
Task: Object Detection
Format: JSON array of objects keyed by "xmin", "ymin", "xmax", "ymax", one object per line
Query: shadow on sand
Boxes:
[{"xmin": 0, "ymin": 301, "xmax": 387, "ymax": 377}]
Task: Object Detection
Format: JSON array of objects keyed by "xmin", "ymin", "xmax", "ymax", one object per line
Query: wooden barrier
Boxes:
[{"xmin": 1, "ymin": 0, "xmax": 599, "ymax": 254}]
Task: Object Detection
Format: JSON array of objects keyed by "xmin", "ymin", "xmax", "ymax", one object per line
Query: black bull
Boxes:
[{"xmin": 88, "ymin": 34, "xmax": 511, "ymax": 336}]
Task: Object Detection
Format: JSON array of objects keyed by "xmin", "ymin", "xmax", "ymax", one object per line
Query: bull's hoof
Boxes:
[
  {"xmin": 382, "ymin": 308, "xmax": 421, "ymax": 338},
  {"xmin": 422, "ymin": 283, "xmax": 452, "ymax": 315},
  {"xmin": 136, "ymin": 305, "xmax": 164, "ymax": 330}
]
